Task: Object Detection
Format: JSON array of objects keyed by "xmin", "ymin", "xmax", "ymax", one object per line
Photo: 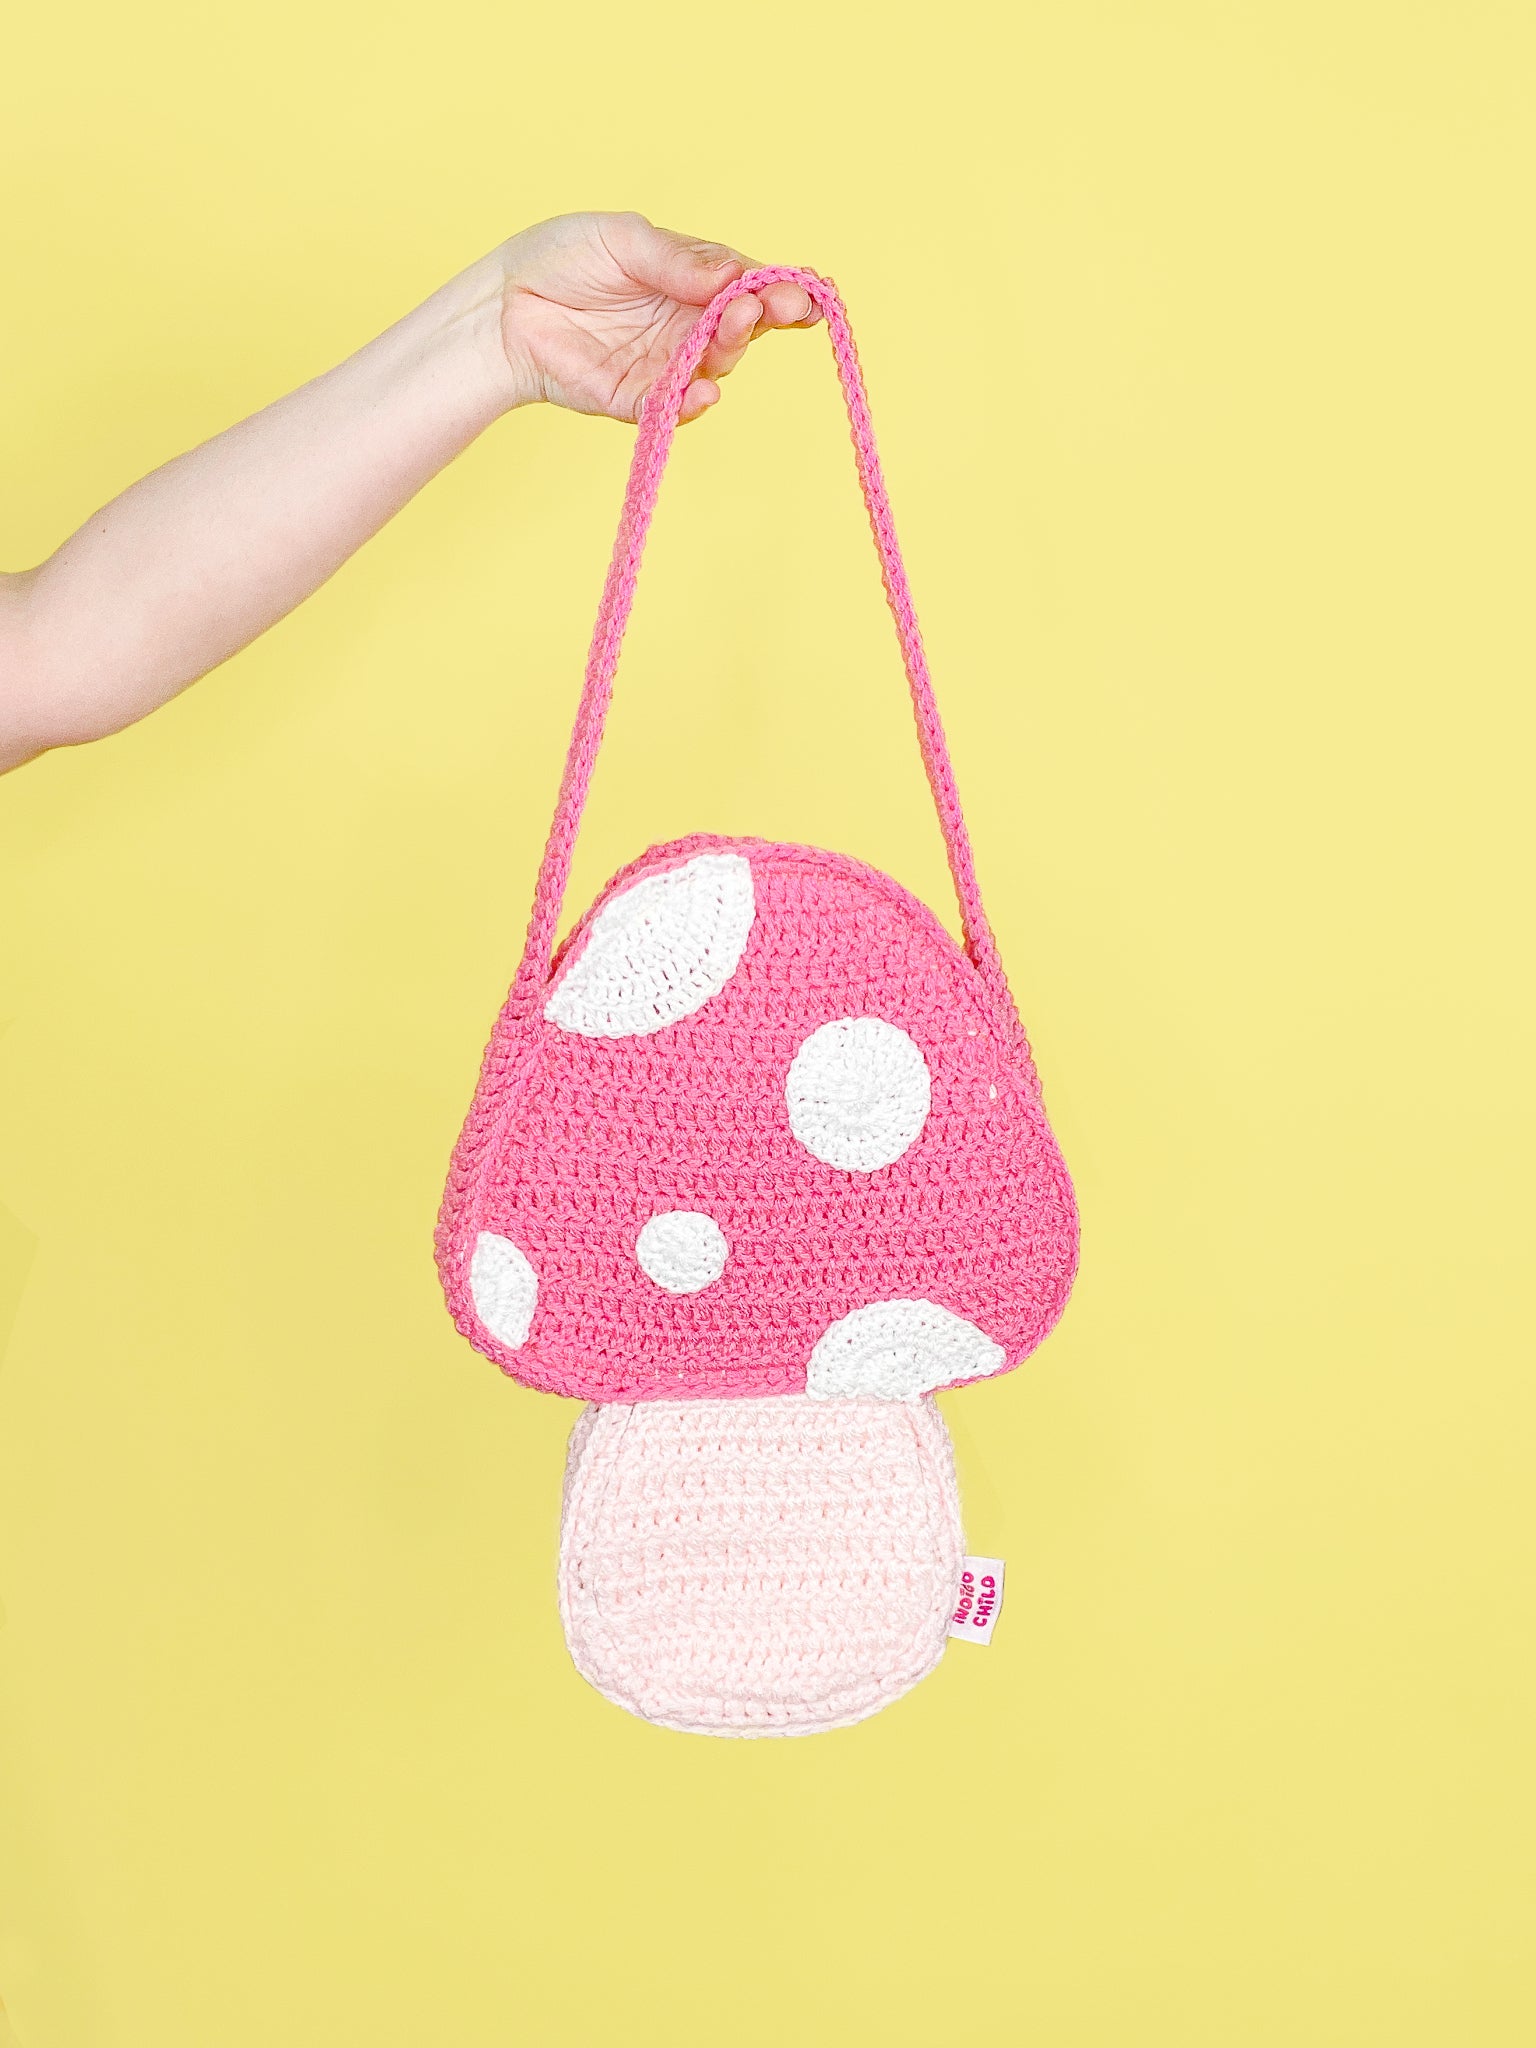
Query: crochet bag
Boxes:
[{"xmin": 437, "ymin": 266, "xmax": 1078, "ymax": 1735}]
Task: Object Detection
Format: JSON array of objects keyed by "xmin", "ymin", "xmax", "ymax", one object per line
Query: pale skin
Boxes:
[{"xmin": 0, "ymin": 212, "xmax": 817, "ymax": 775}]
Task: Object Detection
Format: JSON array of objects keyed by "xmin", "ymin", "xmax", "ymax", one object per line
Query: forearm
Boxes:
[{"xmin": 1, "ymin": 251, "xmax": 518, "ymax": 768}]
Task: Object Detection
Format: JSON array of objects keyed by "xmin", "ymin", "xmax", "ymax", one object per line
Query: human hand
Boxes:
[
  {"xmin": 493, "ymin": 212, "xmax": 819, "ymax": 425},
  {"xmin": 0, "ymin": 211, "xmax": 816, "ymax": 770}
]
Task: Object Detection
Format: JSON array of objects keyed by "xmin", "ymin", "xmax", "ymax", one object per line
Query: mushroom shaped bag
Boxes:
[{"xmin": 436, "ymin": 268, "xmax": 1079, "ymax": 1735}]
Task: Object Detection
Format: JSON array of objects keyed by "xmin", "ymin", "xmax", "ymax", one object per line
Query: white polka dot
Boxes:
[
  {"xmin": 470, "ymin": 1232, "xmax": 538, "ymax": 1348},
  {"xmin": 635, "ymin": 1211, "xmax": 729, "ymax": 1294},
  {"xmin": 785, "ymin": 1017, "xmax": 931, "ymax": 1171},
  {"xmin": 806, "ymin": 1299, "xmax": 1007, "ymax": 1400},
  {"xmin": 544, "ymin": 853, "xmax": 755, "ymax": 1038}
]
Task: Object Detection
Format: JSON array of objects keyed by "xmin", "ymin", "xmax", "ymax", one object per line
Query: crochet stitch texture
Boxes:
[
  {"xmin": 443, "ymin": 834, "xmax": 1075, "ymax": 1401},
  {"xmin": 436, "ymin": 266, "xmax": 1079, "ymax": 1732},
  {"xmin": 559, "ymin": 1394, "xmax": 965, "ymax": 1737}
]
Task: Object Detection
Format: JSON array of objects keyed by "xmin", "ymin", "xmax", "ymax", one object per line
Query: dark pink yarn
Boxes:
[{"xmin": 436, "ymin": 269, "xmax": 1078, "ymax": 1403}]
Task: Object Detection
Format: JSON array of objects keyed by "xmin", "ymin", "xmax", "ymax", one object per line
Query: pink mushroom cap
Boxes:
[{"xmin": 438, "ymin": 835, "xmax": 1078, "ymax": 1403}]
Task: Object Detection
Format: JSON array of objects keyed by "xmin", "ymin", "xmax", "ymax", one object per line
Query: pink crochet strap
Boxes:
[{"xmin": 511, "ymin": 265, "xmax": 1009, "ymax": 1014}]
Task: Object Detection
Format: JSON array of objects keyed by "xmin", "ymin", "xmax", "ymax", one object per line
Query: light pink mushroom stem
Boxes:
[{"xmin": 510, "ymin": 266, "xmax": 1012, "ymax": 1023}]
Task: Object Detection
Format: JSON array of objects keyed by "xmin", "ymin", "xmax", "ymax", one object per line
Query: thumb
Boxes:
[{"xmin": 616, "ymin": 218, "xmax": 750, "ymax": 305}]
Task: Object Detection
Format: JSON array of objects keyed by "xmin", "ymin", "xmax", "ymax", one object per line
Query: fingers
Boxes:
[
  {"xmin": 612, "ymin": 215, "xmax": 824, "ymax": 329},
  {"xmin": 758, "ymin": 280, "xmax": 821, "ymax": 331},
  {"xmin": 697, "ymin": 279, "xmax": 820, "ymax": 384},
  {"xmin": 612, "ymin": 215, "xmax": 750, "ymax": 307},
  {"xmin": 621, "ymin": 226, "xmax": 822, "ymax": 427},
  {"xmin": 678, "ymin": 377, "xmax": 721, "ymax": 426},
  {"xmin": 699, "ymin": 293, "xmax": 764, "ymax": 383}
]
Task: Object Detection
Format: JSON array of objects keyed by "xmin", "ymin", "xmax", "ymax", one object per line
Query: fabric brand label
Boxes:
[{"xmin": 948, "ymin": 1556, "xmax": 1005, "ymax": 1644}]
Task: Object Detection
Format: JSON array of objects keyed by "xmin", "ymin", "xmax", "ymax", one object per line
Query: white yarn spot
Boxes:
[
  {"xmin": 544, "ymin": 853, "xmax": 755, "ymax": 1038},
  {"xmin": 806, "ymin": 1299, "xmax": 1007, "ymax": 1400},
  {"xmin": 786, "ymin": 1017, "xmax": 931, "ymax": 1171},
  {"xmin": 469, "ymin": 1232, "xmax": 538, "ymax": 1349},
  {"xmin": 635, "ymin": 1210, "xmax": 728, "ymax": 1295}
]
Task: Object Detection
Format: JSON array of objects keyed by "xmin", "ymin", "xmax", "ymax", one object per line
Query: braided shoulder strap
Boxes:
[{"xmin": 511, "ymin": 265, "xmax": 1008, "ymax": 1015}]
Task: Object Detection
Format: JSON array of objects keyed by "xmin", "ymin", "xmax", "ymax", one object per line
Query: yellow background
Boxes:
[{"xmin": 2, "ymin": 3, "xmax": 1533, "ymax": 2042}]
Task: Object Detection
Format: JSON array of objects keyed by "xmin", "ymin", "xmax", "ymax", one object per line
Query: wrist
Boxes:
[
  {"xmin": 413, "ymin": 250, "xmax": 532, "ymax": 424},
  {"xmin": 486, "ymin": 230, "xmax": 543, "ymax": 412}
]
